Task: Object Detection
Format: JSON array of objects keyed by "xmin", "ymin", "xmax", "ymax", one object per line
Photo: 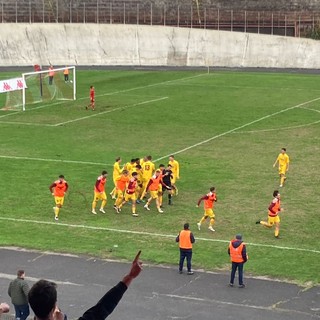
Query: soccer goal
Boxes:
[{"xmin": 2, "ymin": 66, "xmax": 76, "ymax": 111}]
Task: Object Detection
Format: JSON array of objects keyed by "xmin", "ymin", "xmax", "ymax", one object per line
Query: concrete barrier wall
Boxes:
[{"xmin": 0, "ymin": 24, "xmax": 319, "ymax": 68}]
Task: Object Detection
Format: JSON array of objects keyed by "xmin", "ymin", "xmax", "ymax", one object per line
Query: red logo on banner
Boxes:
[
  {"xmin": 17, "ymin": 80, "xmax": 24, "ymax": 88},
  {"xmin": 3, "ymin": 82, "xmax": 12, "ymax": 91}
]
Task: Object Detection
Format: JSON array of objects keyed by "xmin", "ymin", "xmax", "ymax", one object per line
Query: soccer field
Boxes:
[{"xmin": 0, "ymin": 68, "xmax": 319, "ymax": 285}]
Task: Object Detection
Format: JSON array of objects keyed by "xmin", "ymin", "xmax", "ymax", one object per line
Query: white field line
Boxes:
[
  {"xmin": 0, "ymin": 155, "xmax": 109, "ymax": 166},
  {"xmin": 155, "ymin": 96, "xmax": 320, "ymax": 161},
  {"xmin": 0, "ymin": 121, "xmax": 53, "ymax": 127},
  {"xmin": 0, "ymin": 272, "xmax": 82, "ymax": 286},
  {"xmin": 0, "ymin": 217, "xmax": 319, "ymax": 254},
  {"xmin": 232, "ymin": 105, "xmax": 320, "ymax": 134},
  {"xmin": 52, "ymin": 96, "xmax": 168, "ymax": 126}
]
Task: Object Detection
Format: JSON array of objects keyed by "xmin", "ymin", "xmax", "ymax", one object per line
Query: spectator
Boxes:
[
  {"xmin": 8, "ymin": 270, "xmax": 30, "ymax": 320},
  {"xmin": 28, "ymin": 251, "xmax": 142, "ymax": 320},
  {"xmin": 48, "ymin": 65, "xmax": 54, "ymax": 85},
  {"xmin": 228, "ymin": 234, "xmax": 248, "ymax": 288},
  {"xmin": 176, "ymin": 223, "xmax": 195, "ymax": 275}
]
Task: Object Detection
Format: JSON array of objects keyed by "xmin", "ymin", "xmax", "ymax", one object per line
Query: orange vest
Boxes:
[
  {"xmin": 268, "ymin": 198, "xmax": 281, "ymax": 217},
  {"xmin": 64, "ymin": 68, "xmax": 69, "ymax": 75},
  {"xmin": 53, "ymin": 180, "xmax": 67, "ymax": 197},
  {"xmin": 179, "ymin": 230, "xmax": 192, "ymax": 249},
  {"xmin": 126, "ymin": 179, "xmax": 137, "ymax": 194},
  {"xmin": 229, "ymin": 241, "xmax": 245, "ymax": 263},
  {"xmin": 95, "ymin": 176, "xmax": 106, "ymax": 193},
  {"xmin": 204, "ymin": 192, "xmax": 216, "ymax": 209},
  {"xmin": 148, "ymin": 174, "xmax": 161, "ymax": 191},
  {"xmin": 116, "ymin": 175, "xmax": 129, "ymax": 191}
]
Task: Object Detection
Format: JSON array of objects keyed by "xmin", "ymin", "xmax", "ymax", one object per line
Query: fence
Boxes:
[{"xmin": 1, "ymin": 0, "xmax": 320, "ymax": 38}]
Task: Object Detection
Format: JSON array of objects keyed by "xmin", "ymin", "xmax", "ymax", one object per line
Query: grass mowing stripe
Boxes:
[
  {"xmin": 1, "ymin": 217, "xmax": 319, "ymax": 254},
  {"xmin": 0, "ymin": 155, "xmax": 109, "ymax": 166},
  {"xmin": 155, "ymin": 96, "xmax": 320, "ymax": 161},
  {"xmin": 53, "ymin": 97, "xmax": 168, "ymax": 126}
]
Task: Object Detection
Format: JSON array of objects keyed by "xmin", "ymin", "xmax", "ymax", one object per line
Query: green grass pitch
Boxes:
[{"xmin": 0, "ymin": 68, "xmax": 319, "ymax": 285}]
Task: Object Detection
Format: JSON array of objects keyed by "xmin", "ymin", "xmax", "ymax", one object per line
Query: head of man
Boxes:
[
  {"xmin": 273, "ymin": 190, "xmax": 280, "ymax": 198},
  {"xmin": 58, "ymin": 175, "xmax": 65, "ymax": 182},
  {"xmin": 281, "ymin": 148, "xmax": 286, "ymax": 154},
  {"xmin": 17, "ymin": 270, "xmax": 25, "ymax": 279},
  {"xmin": 183, "ymin": 223, "xmax": 190, "ymax": 230},
  {"xmin": 101, "ymin": 170, "xmax": 108, "ymax": 177},
  {"xmin": 28, "ymin": 280, "xmax": 57, "ymax": 320},
  {"xmin": 169, "ymin": 155, "xmax": 175, "ymax": 162}
]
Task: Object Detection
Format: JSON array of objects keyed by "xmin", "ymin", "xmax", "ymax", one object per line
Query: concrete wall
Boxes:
[{"xmin": 0, "ymin": 24, "xmax": 319, "ymax": 68}]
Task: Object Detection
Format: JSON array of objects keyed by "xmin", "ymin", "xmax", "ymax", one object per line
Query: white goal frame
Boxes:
[{"xmin": 22, "ymin": 66, "xmax": 76, "ymax": 111}]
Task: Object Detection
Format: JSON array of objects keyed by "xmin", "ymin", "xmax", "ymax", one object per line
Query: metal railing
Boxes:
[{"xmin": 1, "ymin": 0, "xmax": 320, "ymax": 38}]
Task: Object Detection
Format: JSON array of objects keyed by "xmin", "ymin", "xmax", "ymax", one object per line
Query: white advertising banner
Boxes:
[{"xmin": 0, "ymin": 78, "xmax": 27, "ymax": 93}]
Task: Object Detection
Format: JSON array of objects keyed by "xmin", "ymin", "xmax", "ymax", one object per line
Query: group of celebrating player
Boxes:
[
  {"xmin": 49, "ymin": 155, "xmax": 180, "ymax": 220},
  {"xmin": 49, "ymin": 148, "xmax": 290, "ymax": 239}
]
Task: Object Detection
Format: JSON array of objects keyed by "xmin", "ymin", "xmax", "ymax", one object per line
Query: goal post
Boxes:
[{"xmin": 21, "ymin": 66, "xmax": 76, "ymax": 111}]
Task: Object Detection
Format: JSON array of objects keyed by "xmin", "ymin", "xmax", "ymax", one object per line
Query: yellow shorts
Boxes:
[
  {"xmin": 149, "ymin": 190, "xmax": 158, "ymax": 199},
  {"xmin": 54, "ymin": 196, "xmax": 64, "ymax": 206},
  {"xmin": 125, "ymin": 192, "xmax": 136, "ymax": 202},
  {"xmin": 171, "ymin": 175, "xmax": 177, "ymax": 184},
  {"xmin": 116, "ymin": 189, "xmax": 124, "ymax": 199},
  {"xmin": 268, "ymin": 215, "xmax": 280, "ymax": 225},
  {"xmin": 279, "ymin": 166, "xmax": 287, "ymax": 175},
  {"xmin": 94, "ymin": 191, "xmax": 106, "ymax": 201},
  {"xmin": 204, "ymin": 209, "xmax": 215, "ymax": 219},
  {"xmin": 158, "ymin": 184, "xmax": 163, "ymax": 193}
]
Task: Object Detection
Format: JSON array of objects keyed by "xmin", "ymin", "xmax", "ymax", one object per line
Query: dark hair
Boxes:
[
  {"xmin": 210, "ymin": 187, "xmax": 215, "ymax": 192},
  {"xmin": 17, "ymin": 270, "xmax": 25, "ymax": 277},
  {"xmin": 59, "ymin": 175, "xmax": 65, "ymax": 179},
  {"xmin": 147, "ymin": 155, "xmax": 152, "ymax": 160},
  {"xmin": 115, "ymin": 157, "xmax": 121, "ymax": 162},
  {"xmin": 167, "ymin": 164, "xmax": 172, "ymax": 168},
  {"xmin": 102, "ymin": 170, "xmax": 107, "ymax": 175},
  {"xmin": 28, "ymin": 280, "xmax": 57, "ymax": 319},
  {"xmin": 183, "ymin": 223, "xmax": 189, "ymax": 230},
  {"xmin": 131, "ymin": 159, "xmax": 135, "ymax": 163},
  {"xmin": 132, "ymin": 172, "xmax": 138, "ymax": 176},
  {"xmin": 136, "ymin": 164, "xmax": 142, "ymax": 169},
  {"xmin": 169, "ymin": 155, "xmax": 175, "ymax": 158},
  {"xmin": 159, "ymin": 164, "xmax": 165, "ymax": 168},
  {"xmin": 273, "ymin": 190, "xmax": 279, "ymax": 197},
  {"xmin": 282, "ymin": 148, "xmax": 286, "ymax": 152}
]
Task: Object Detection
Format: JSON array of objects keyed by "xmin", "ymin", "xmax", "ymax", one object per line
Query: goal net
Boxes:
[{"xmin": 1, "ymin": 66, "xmax": 76, "ymax": 111}]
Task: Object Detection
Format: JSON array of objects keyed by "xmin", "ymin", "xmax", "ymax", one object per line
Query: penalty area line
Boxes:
[
  {"xmin": 0, "ymin": 155, "xmax": 109, "ymax": 166},
  {"xmin": 1, "ymin": 217, "xmax": 319, "ymax": 254},
  {"xmin": 155, "ymin": 96, "xmax": 320, "ymax": 162},
  {"xmin": 53, "ymin": 96, "xmax": 168, "ymax": 126}
]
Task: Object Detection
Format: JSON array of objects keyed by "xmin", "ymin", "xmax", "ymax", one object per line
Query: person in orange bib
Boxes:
[
  {"xmin": 196, "ymin": 187, "xmax": 217, "ymax": 232},
  {"xmin": 86, "ymin": 85, "xmax": 95, "ymax": 111},
  {"xmin": 143, "ymin": 170, "xmax": 163, "ymax": 213},
  {"xmin": 256, "ymin": 190, "xmax": 283, "ymax": 238},
  {"xmin": 48, "ymin": 65, "xmax": 54, "ymax": 85},
  {"xmin": 91, "ymin": 170, "xmax": 108, "ymax": 215},
  {"xmin": 113, "ymin": 170, "xmax": 130, "ymax": 213},
  {"xmin": 228, "ymin": 234, "xmax": 248, "ymax": 288},
  {"xmin": 176, "ymin": 223, "xmax": 195, "ymax": 275},
  {"xmin": 49, "ymin": 175, "xmax": 68, "ymax": 221}
]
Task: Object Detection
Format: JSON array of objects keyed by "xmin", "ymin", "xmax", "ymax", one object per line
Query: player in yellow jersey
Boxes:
[
  {"xmin": 110, "ymin": 157, "xmax": 123, "ymax": 199},
  {"xmin": 273, "ymin": 148, "xmax": 290, "ymax": 187},
  {"xmin": 169, "ymin": 155, "xmax": 180, "ymax": 195},
  {"xmin": 124, "ymin": 158, "xmax": 136, "ymax": 176},
  {"xmin": 140, "ymin": 155, "xmax": 155, "ymax": 200},
  {"xmin": 132, "ymin": 164, "xmax": 143, "ymax": 203}
]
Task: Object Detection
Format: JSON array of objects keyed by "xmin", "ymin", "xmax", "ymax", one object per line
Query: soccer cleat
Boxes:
[
  {"xmin": 228, "ymin": 283, "xmax": 234, "ymax": 287},
  {"xmin": 132, "ymin": 213, "xmax": 139, "ymax": 217},
  {"xmin": 187, "ymin": 271, "xmax": 194, "ymax": 275},
  {"xmin": 279, "ymin": 184, "xmax": 283, "ymax": 187},
  {"xmin": 99, "ymin": 208, "xmax": 105, "ymax": 214},
  {"xmin": 197, "ymin": 222, "xmax": 201, "ymax": 231},
  {"xmin": 144, "ymin": 204, "xmax": 150, "ymax": 211},
  {"xmin": 208, "ymin": 226, "xmax": 215, "ymax": 232},
  {"xmin": 255, "ymin": 220, "xmax": 261, "ymax": 224},
  {"xmin": 179, "ymin": 270, "xmax": 183, "ymax": 274},
  {"xmin": 275, "ymin": 235, "xmax": 281, "ymax": 239},
  {"xmin": 91, "ymin": 210, "xmax": 97, "ymax": 215},
  {"xmin": 54, "ymin": 216, "xmax": 59, "ymax": 221},
  {"xmin": 113, "ymin": 205, "xmax": 119, "ymax": 213},
  {"xmin": 239, "ymin": 284, "xmax": 246, "ymax": 288},
  {"xmin": 158, "ymin": 209, "xmax": 164, "ymax": 213},
  {"xmin": 136, "ymin": 199, "xmax": 141, "ymax": 204}
]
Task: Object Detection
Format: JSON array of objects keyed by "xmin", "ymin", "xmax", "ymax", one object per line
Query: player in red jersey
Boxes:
[
  {"xmin": 86, "ymin": 85, "xmax": 95, "ymax": 110},
  {"xmin": 49, "ymin": 175, "xmax": 69, "ymax": 221}
]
